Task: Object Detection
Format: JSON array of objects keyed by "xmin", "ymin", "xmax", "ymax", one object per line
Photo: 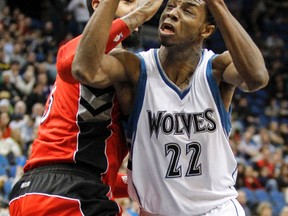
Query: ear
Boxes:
[
  {"xmin": 201, "ymin": 24, "xmax": 215, "ymax": 39},
  {"xmin": 92, "ymin": 0, "xmax": 100, "ymax": 9}
]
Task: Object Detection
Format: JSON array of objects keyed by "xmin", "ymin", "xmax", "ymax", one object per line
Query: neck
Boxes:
[{"xmin": 158, "ymin": 46, "xmax": 202, "ymax": 89}]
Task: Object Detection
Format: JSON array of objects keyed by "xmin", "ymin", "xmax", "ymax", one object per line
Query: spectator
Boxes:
[
  {"xmin": 280, "ymin": 206, "xmax": 288, "ymax": 216},
  {"xmin": 252, "ymin": 127, "xmax": 275, "ymax": 153},
  {"xmin": 258, "ymin": 166, "xmax": 278, "ymax": 191},
  {"xmin": 43, "ymin": 51, "xmax": 56, "ymax": 82},
  {"xmin": 24, "ymin": 83, "xmax": 47, "ymax": 114},
  {"xmin": 254, "ymin": 145, "xmax": 275, "ymax": 178},
  {"xmin": 14, "ymin": 64, "xmax": 36, "ymax": 96},
  {"xmin": 276, "ymin": 163, "xmax": 288, "ymax": 193},
  {"xmin": 0, "ymin": 112, "xmax": 11, "ymax": 139},
  {"xmin": 9, "ymin": 42, "xmax": 26, "ymax": 68},
  {"xmin": 0, "ymin": 49, "xmax": 10, "ymax": 73},
  {"xmin": 66, "ymin": 0, "xmax": 89, "ymax": 35},
  {"xmin": 265, "ymin": 33, "xmax": 284, "ymax": 50},
  {"xmin": 279, "ymin": 121, "xmax": 288, "ymax": 144},
  {"xmin": 0, "ymin": 127, "xmax": 21, "ymax": 157},
  {"xmin": 238, "ymin": 126, "xmax": 261, "ymax": 161},
  {"xmin": 30, "ymin": 102, "xmax": 44, "ymax": 128},
  {"xmin": 0, "ymin": 71, "xmax": 21, "ymax": 103},
  {"xmin": 243, "ymin": 165, "xmax": 264, "ymax": 190},
  {"xmin": 256, "ymin": 201, "xmax": 273, "ymax": 216},
  {"xmin": 0, "ymin": 99, "xmax": 11, "ymax": 114}
]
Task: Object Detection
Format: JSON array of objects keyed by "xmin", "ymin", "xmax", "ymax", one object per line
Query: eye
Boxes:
[
  {"xmin": 183, "ymin": 7, "xmax": 196, "ymax": 16},
  {"xmin": 122, "ymin": 0, "xmax": 134, "ymax": 3},
  {"xmin": 166, "ymin": 3, "xmax": 176, "ymax": 10},
  {"xmin": 184, "ymin": 9, "xmax": 193, "ymax": 14}
]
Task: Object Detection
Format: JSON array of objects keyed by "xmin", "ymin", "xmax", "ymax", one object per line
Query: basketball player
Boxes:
[
  {"xmin": 9, "ymin": 0, "xmax": 163, "ymax": 215},
  {"xmin": 72, "ymin": 0, "xmax": 269, "ymax": 215}
]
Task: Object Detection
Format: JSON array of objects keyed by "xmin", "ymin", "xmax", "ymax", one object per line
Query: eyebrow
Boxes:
[
  {"xmin": 183, "ymin": 1, "xmax": 199, "ymax": 8},
  {"xmin": 186, "ymin": 0, "xmax": 204, "ymax": 6},
  {"xmin": 170, "ymin": 0, "xmax": 204, "ymax": 7}
]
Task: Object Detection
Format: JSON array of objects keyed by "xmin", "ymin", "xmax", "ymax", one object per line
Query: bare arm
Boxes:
[
  {"xmin": 206, "ymin": 0, "xmax": 269, "ymax": 92},
  {"xmin": 72, "ymin": 0, "xmax": 163, "ymax": 88}
]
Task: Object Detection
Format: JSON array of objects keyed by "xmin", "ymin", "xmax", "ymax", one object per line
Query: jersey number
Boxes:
[
  {"xmin": 165, "ymin": 142, "xmax": 202, "ymax": 178},
  {"xmin": 41, "ymin": 85, "xmax": 56, "ymax": 123}
]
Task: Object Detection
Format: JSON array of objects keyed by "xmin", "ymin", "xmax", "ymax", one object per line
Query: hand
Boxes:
[
  {"xmin": 122, "ymin": 0, "xmax": 164, "ymax": 32},
  {"xmin": 137, "ymin": 0, "xmax": 164, "ymax": 22}
]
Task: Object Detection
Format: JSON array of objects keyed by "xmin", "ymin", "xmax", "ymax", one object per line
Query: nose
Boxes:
[
  {"xmin": 167, "ymin": 7, "xmax": 179, "ymax": 21},
  {"xmin": 131, "ymin": 4, "xmax": 137, "ymax": 11},
  {"xmin": 131, "ymin": 1, "xmax": 138, "ymax": 11}
]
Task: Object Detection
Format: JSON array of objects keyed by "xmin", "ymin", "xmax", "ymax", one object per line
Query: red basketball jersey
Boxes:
[{"xmin": 24, "ymin": 20, "xmax": 130, "ymax": 197}]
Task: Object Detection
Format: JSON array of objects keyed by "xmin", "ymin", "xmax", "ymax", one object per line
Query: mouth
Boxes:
[{"xmin": 160, "ymin": 22, "xmax": 175, "ymax": 35}]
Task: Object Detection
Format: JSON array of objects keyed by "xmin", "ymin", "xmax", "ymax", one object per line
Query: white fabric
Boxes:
[{"xmin": 127, "ymin": 49, "xmax": 239, "ymax": 216}]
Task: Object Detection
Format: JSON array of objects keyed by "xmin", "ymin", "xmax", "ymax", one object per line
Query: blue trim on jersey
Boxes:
[
  {"xmin": 154, "ymin": 49, "xmax": 190, "ymax": 100},
  {"xmin": 230, "ymin": 199, "xmax": 240, "ymax": 216},
  {"xmin": 126, "ymin": 54, "xmax": 147, "ymax": 141},
  {"xmin": 206, "ymin": 57, "xmax": 232, "ymax": 137},
  {"xmin": 232, "ymin": 165, "xmax": 238, "ymax": 183}
]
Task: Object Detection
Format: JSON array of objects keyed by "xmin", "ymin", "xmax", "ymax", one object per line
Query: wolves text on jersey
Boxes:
[{"xmin": 147, "ymin": 108, "xmax": 217, "ymax": 139}]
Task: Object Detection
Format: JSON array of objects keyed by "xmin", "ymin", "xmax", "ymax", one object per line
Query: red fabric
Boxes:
[
  {"xmin": 113, "ymin": 173, "xmax": 128, "ymax": 198},
  {"xmin": 56, "ymin": 18, "xmax": 130, "ymax": 84},
  {"xmin": 2, "ymin": 127, "xmax": 11, "ymax": 138},
  {"xmin": 24, "ymin": 18, "xmax": 130, "ymax": 199},
  {"xmin": 9, "ymin": 194, "xmax": 83, "ymax": 216},
  {"xmin": 243, "ymin": 176, "xmax": 264, "ymax": 190},
  {"xmin": 106, "ymin": 18, "xmax": 130, "ymax": 53},
  {"xmin": 256, "ymin": 160, "xmax": 275, "ymax": 177}
]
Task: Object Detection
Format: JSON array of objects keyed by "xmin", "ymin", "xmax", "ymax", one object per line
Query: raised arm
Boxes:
[
  {"xmin": 72, "ymin": 0, "xmax": 163, "ymax": 88},
  {"xmin": 206, "ymin": 0, "xmax": 269, "ymax": 92}
]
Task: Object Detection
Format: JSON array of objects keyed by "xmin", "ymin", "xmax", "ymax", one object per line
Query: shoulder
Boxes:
[
  {"xmin": 210, "ymin": 50, "xmax": 232, "ymax": 82},
  {"xmin": 211, "ymin": 51, "xmax": 232, "ymax": 70},
  {"xmin": 56, "ymin": 36, "xmax": 82, "ymax": 84}
]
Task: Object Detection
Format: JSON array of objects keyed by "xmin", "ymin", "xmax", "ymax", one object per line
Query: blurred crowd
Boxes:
[{"xmin": 0, "ymin": 0, "xmax": 287, "ymax": 215}]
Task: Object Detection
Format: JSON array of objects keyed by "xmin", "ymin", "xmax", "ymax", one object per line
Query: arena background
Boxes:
[{"xmin": 0, "ymin": 0, "xmax": 287, "ymax": 215}]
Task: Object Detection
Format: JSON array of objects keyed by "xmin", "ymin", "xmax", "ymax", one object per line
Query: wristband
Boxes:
[{"xmin": 106, "ymin": 18, "xmax": 130, "ymax": 53}]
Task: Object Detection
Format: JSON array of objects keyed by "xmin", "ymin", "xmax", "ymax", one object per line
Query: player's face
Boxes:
[
  {"xmin": 158, "ymin": 0, "xmax": 212, "ymax": 47},
  {"xmin": 116, "ymin": 0, "xmax": 138, "ymax": 18}
]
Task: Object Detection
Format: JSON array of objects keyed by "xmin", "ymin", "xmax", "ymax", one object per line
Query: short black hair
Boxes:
[{"xmin": 86, "ymin": 0, "xmax": 94, "ymax": 17}]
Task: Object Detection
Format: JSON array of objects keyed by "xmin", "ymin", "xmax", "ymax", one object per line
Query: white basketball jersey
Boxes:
[{"xmin": 126, "ymin": 49, "xmax": 238, "ymax": 216}]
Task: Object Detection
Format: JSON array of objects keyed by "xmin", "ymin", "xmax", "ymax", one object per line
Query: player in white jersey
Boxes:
[
  {"xmin": 125, "ymin": 48, "xmax": 240, "ymax": 215},
  {"xmin": 72, "ymin": 0, "xmax": 269, "ymax": 215}
]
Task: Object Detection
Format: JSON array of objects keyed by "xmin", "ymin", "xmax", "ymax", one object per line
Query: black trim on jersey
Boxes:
[
  {"xmin": 76, "ymin": 84, "xmax": 117, "ymax": 174},
  {"xmin": 84, "ymin": 85, "xmax": 115, "ymax": 97},
  {"xmin": 76, "ymin": 120, "xmax": 111, "ymax": 173},
  {"xmin": 80, "ymin": 97, "xmax": 113, "ymax": 116}
]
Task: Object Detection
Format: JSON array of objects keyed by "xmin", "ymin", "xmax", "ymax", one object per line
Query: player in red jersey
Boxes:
[{"xmin": 9, "ymin": 0, "xmax": 163, "ymax": 215}]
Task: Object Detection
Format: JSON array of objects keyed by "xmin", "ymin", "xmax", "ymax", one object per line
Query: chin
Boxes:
[{"xmin": 159, "ymin": 38, "xmax": 174, "ymax": 47}]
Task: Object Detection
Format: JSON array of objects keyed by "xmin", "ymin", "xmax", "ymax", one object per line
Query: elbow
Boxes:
[
  {"xmin": 71, "ymin": 61, "xmax": 91, "ymax": 85},
  {"xmin": 246, "ymin": 68, "xmax": 270, "ymax": 92}
]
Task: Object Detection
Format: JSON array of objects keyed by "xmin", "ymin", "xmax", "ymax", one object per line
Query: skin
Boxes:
[
  {"xmin": 72, "ymin": 0, "xmax": 269, "ymax": 115},
  {"xmin": 91, "ymin": 0, "xmax": 138, "ymax": 19}
]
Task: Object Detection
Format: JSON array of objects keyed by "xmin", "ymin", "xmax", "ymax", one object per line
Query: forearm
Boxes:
[
  {"xmin": 57, "ymin": 19, "xmax": 129, "ymax": 83},
  {"xmin": 206, "ymin": 0, "xmax": 269, "ymax": 91},
  {"xmin": 74, "ymin": 0, "xmax": 121, "ymax": 75},
  {"xmin": 72, "ymin": 0, "xmax": 163, "ymax": 85}
]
